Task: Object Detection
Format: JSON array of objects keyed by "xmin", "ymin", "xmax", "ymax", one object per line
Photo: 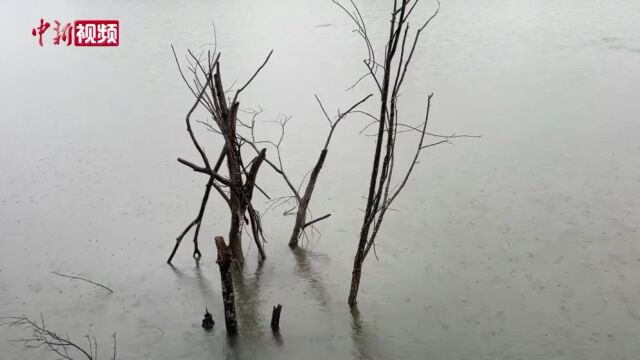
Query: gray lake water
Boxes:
[{"xmin": 1, "ymin": 0, "xmax": 639, "ymax": 359}]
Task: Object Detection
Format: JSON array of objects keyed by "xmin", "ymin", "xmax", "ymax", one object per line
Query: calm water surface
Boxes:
[{"xmin": 1, "ymin": 0, "xmax": 639, "ymax": 359}]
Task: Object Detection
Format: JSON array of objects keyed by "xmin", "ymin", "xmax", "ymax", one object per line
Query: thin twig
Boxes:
[
  {"xmin": 233, "ymin": 50, "xmax": 274, "ymax": 102},
  {"xmin": 51, "ymin": 272, "xmax": 113, "ymax": 294}
]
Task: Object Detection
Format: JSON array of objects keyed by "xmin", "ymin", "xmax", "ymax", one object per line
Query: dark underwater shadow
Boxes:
[
  {"xmin": 291, "ymin": 247, "xmax": 331, "ymax": 309},
  {"xmin": 167, "ymin": 262, "xmax": 216, "ymax": 302},
  {"xmin": 350, "ymin": 305, "xmax": 384, "ymax": 360},
  {"xmin": 231, "ymin": 258, "xmax": 265, "ymax": 335}
]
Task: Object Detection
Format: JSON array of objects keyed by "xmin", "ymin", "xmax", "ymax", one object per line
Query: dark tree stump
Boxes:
[
  {"xmin": 215, "ymin": 236, "xmax": 238, "ymax": 334},
  {"xmin": 270, "ymin": 304, "xmax": 283, "ymax": 331}
]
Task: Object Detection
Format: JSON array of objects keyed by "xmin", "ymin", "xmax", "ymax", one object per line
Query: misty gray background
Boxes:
[{"xmin": 1, "ymin": 0, "xmax": 639, "ymax": 359}]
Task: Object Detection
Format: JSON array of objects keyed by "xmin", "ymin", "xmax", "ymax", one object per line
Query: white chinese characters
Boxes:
[{"xmin": 74, "ymin": 21, "xmax": 119, "ymax": 46}]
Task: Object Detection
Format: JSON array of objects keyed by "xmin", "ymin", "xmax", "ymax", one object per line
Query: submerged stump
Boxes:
[{"xmin": 270, "ymin": 304, "xmax": 283, "ymax": 331}]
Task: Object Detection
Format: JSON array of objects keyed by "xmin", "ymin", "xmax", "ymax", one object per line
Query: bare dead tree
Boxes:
[
  {"xmin": 333, "ymin": 0, "xmax": 479, "ymax": 305},
  {"xmin": 0, "ymin": 315, "xmax": 117, "ymax": 360},
  {"xmin": 166, "ymin": 40, "xmax": 273, "ymax": 266},
  {"xmin": 241, "ymin": 95, "xmax": 372, "ymax": 248},
  {"xmin": 285, "ymin": 95, "xmax": 373, "ymax": 247}
]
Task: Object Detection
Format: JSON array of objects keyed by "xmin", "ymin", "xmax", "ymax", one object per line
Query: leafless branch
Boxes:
[
  {"xmin": 0, "ymin": 315, "xmax": 117, "ymax": 360},
  {"xmin": 303, "ymin": 213, "xmax": 332, "ymax": 228},
  {"xmin": 233, "ymin": 50, "xmax": 274, "ymax": 102},
  {"xmin": 51, "ymin": 272, "xmax": 113, "ymax": 294}
]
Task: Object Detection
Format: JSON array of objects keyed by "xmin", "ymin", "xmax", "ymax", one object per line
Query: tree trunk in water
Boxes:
[
  {"xmin": 288, "ymin": 198, "xmax": 309, "ymax": 248},
  {"xmin": 228, "ymin": 209, "xmax": 245, "ymax": 266},
  {"xmin": 215, "ymin": 236, "xmax": 238, "ymax": 334},
  {"xmin": 288, "ymin": 150, "xmax": 328, "ymax": 247},
  {"xmin": 348, "ymin": 251, "xmax": 364, "ymax": 305}
]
